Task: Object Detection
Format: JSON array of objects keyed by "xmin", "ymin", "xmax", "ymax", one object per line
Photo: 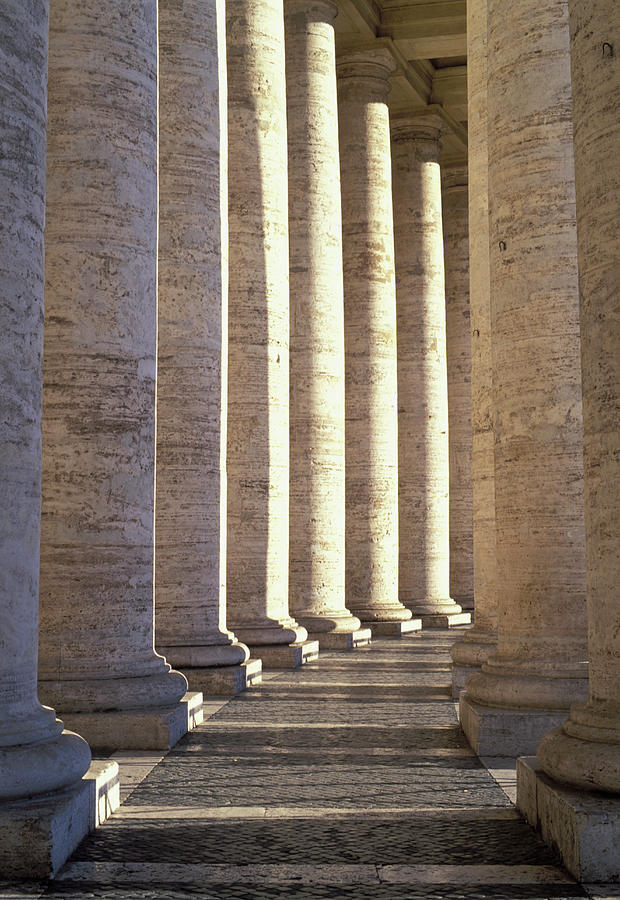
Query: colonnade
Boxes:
[{"xmin": 0, "ymin": 0, "xmax": 618, "ymax": 882}]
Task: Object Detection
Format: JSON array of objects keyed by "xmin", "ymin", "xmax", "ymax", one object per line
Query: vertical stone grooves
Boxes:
[
  {"xmin": 155, "ymin": 0, "xmax": 250, "ymax": 675},
  {"xmin": 39, "ymin": 0, "xmax": 188, "ymax": 720},
  {"xmin": 337, "ymin": 51, "xmax": 412, "ymax": 628},
  {"xmin": 226, "ymin": 0, "xmax": 307, "ymax": 650},
  {"xmin": 285, "ymin": 0, "xmax": 364, "ymax": 643}
]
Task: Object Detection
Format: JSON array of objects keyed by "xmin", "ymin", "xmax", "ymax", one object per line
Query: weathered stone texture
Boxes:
[{"xmin": 155, "ymin": 0, "xmax": 249, "ymax": 672}]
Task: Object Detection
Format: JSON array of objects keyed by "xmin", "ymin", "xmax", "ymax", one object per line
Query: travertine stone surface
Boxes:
[
  {"xmin": 451, "ymin": 0, "xmax": 497, "ymax": 672},
  {"xmin": 441, "ymin": 164, "xmax": 473, "ymax": 611},
  {"xmin": 464, "ymin": 0, "xmax": 588, "ymax": 714},
  {"xmin": 0, "ymin": 0, "xmax": 91, "ymax": 808},
  {"xmin": 39, "ymin": 0, "xmax": 188, "ymax": 715},
  {"xmin": 155, "ymin": 0, "xmax": 249, "ymax": 672},
  {"xmin": 337, "ymin": 50, "xmax": 411, "ymax": 625},
  {"xmin": 391, "ymin": 112, "xmax": 463, "ymax": 622},
  {"xmin": 537, "ymin": 0, "xmax": 620, "ymax": 794},
  {"xmin": 226, "ymin": 0, "xmax": 307, "ymax": 647},
  {"xmin": 285, "ymin": 0, "xmax": 361, "ymax": 639}
]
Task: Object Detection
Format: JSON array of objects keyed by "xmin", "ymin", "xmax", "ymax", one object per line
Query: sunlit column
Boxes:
[
  {"xmin": 38, "ymin": 0, "xmax": 192, "ymax": 748},
  {"xmin": 155, "ymin": 0, "xmax": 260, "ymax": 695},
  {"xmin": 226, "ymin": 0, "xmax": 314, "ymax": 666},
  {"xmin": 536, "ymin": 0, "xmax": 620, "ymax": 793},
  {"xmin": 0, "ymin": 0, "xmax": 92, "ymax": 834},
  {"xmin": 460, "ymin": 0, "xmax": 588, "ymax": 756},
  {"xmin": 441, "ymin": 163, "xmax": 473, "ymax": 612},
  {"xmin": 337, "ymin": 50, "xmax": 417, "ymax": 635},
  {"xmin": 450, "ymin": 0, "xmax": 498, "ymax": 691},
  {"xmin": 285, "ymin": 0, "xmax": 370, "ymax": 649},
  {"xmin": 391, "ymin": 112, "xmax": 469, "ymax": 628}
]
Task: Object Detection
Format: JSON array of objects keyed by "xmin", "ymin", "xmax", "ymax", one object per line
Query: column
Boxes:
[
  {"xmin": 0, "ymin": 0, "xmax": 94, "ymax": 877},
  {"xmin": 155, "ymin": 0, "xmax": 261, "ymax": 696},
  {"xmin": 337, "ymin": 50, "xmax": 417, "ymax": 636},
  {"xmin": 450, "ymin": 0, "xmax": 498, "ymax": 695},
  {"xmin": 285, "ymin": 0, "xmax": 370, "ymax": 650},
  {"xmin": 226, "ymin": 0, "xmax": 316, "ymax": 668},
  {"xmin": 38, "ymin": 0, "xmax": 198, "ymax": 750},
  {"xmin": 441, "ymin": 164, "xmax": 474, "ymax": 612},
  {"xmin": 391, "ymin": 111, "xmax": 469, "ymax": 628},
  {"xmin": 460, "ymin": 0, "xmax": 588, "ymax": 757}
]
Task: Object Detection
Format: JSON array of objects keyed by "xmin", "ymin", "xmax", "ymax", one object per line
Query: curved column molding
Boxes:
[
  {"xmin": 285, "ymin": 0, "xmax": 366, "ymax": 645},
  {"xmin": 391, "ymin": 111, "xmax": 467, "ymax": 627},
  {"xmin": 537, "ymin": 0, "xmax": 620, "ymax": 794},
  {"xmin": 337, "ymin": 50, "xmax": 414, "ymax": 630},
  {"xmin": 39, "ymin": 0, "xmax": 188, "ymax": 730},
  {"xmin": 155, "ymin": 0, "xmax": 250, "ymax": 677},
  {"xmin": 451, "ymin": 0, "xmax": 498, "ymax": 677},
  {"xmin": 226, "ymin": 0, "xmax": 307, "ymax": 651},
  {"xmin": 461, "ymin": 0, "xmax": 588, "ymax": 754},
  {"xmin": 0, "ymin": 0, "xmax": 91, "ymax": 805},
  {"xmin": 441, "ymin": 165, "xmax": 473, "ymax": 613}
]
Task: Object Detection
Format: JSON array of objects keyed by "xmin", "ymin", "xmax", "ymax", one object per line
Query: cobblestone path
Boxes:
[{"xmin": 1, "ymin": 631, "xmax": 607, "ymax": 899}]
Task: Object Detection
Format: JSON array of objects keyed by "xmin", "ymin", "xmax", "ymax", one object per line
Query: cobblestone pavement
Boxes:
[{"xmin": 1, "ymin": 630, "xmax": 613, "ymax": 899}]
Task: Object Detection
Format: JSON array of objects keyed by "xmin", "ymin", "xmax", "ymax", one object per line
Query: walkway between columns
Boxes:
[{"xmin": 2, "ymin": 632, "xmax": 604, "ymax": 899}]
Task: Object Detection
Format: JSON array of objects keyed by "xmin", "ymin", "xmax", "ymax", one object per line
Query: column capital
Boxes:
[
  {"xmin": 390, "ymin": 106, "xmax": 446, "ymax": 143},
  {"xmin": 284, "ymin": 0, "xmax": 339, "ymax": 23},
  {"xmin": 336, "ymin": 47, "xmax": 397, "ymax": 98}
]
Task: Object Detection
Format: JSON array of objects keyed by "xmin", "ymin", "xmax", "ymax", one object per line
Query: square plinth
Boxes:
[
  {"xmin": 459, "ymin": 694, "xmax": 567, "ymax": 757},
  {"xmin": 452, "ymin": 664, "xmax": 480, "ymax": 699},
  {"xmin": 60, "ymin": 691, "xmax": 203, "ymax": 751},
  {"xmin": 420, "ymin": 612, "xmax": 471, "ymax": 628},
  {"xmin": 309, "ymin": 629, "xmax": 372, "ymax": 650},
  {"xmin": 184, "ymin": 659, "xmax": 263, "ymax": 696},
  {"xmin": 0, "ymin": 758, "xmax": 118, "ymax": 879},
  {"xmin": 517, "ymin": 756, "xmax": 620, "ymax": 882},
  {"xmin": 369, "ymin": 619, "xmax": 423, "ymax": 637},
  {"xmin": 252, "ymin": 640, "xmax": 319, "ymax": 669}
]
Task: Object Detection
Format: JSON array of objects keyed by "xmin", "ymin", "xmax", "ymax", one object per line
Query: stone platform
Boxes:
[
  {"xmin": 459, "ymin": 693, "xmax": 568, "ymax": 757},
  {"xmin": 369, "ymin": 619, "xmax": 422, "ymax": 637},
  {"xmin": 309, "ymin": 629, "xmax": 372, "ymax": 650},
  {"xmin": 184, "ymin": 659, "xmax": 263, "ymax": 695},
  {"xmin": 251, "ymin": 640, "xmax": 319, "ymax": 669}
]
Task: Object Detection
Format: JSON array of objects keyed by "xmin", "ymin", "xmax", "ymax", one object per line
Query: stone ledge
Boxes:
[
  {"xmin": 309, "ymin": 629, "xmax": 372, "ymax": 650},
  {"xmin": 459, "ymin": 694, "xmax": 566, "ymax": 757},
  {"xmin": 517, "ymin": 756, "xmax": 620, "ymax": 882},
  {"xmin": 370, "ymin": 619, "xmax": 422, "ymax": 637},
  {"xmin": 59, "ymin": 691, "xmax": 203, "ymax": 751},
  {"xmin": 183, "ymin": 659, "xmax": 262, "ymax": 696},
  {"xmin": 253, "ymin": 640, "xmax": 320, "ymax": 669},
  {"xmin": 0, "ymin": 758, "xmax": 118, "ymax": 879},
  {"xmin": 421, "ymin": 612, "xmax": 471, "ymax": 628}
]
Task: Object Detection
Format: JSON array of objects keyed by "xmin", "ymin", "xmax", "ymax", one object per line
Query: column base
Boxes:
[
  {"xmin": 421, "ymin": 612, "xmax": 471, "ymax": 628},
  {"xmin": 369, "ymin": 619, "xmax": 422, "ymax": 636},
  {"xmin": 308, "ymin": 629, "xmax": 372, "ymax": 650},
  {"xmin": 59, "ymin": 691, "xmax": 203, "ymax": 751},
  {"xmin": 252, "ymin": 640, "xmax": 319, "ymax": 669},
  {"xmin": 452, "ymin": 664, "xmax": 480, "ymax": 699},
  {"xmin": 517, "ymin": 756, "xmax": 620, "ymax": 882},
  {"xmin": 0, "ymin": 758, "xmax": 119, "ymax": 879},
  {"xmin": 183, "ymin": 659, "xmax": 263, "ymax": 696},
  {"xmin": 459, "ymin": 693, "xmax": 567, "ymax": 756}
]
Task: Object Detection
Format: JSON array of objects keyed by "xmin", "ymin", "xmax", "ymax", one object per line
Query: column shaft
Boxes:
[
  {"xmin": 156, "ymin": 0, "xmax": 253, "ymax": 690},
  {"xmin": 226, "ymin": 0, "xmax": 308, "ymax": 655},
  {"xmin": 461, "ymin": 0, "xmax": 588, "ymax": 753},
  {"xmin": 442, "ymin": 165, "xmax": 473, "ymax": 612},
  {"xmin": 285, "ymin": 0, "xmax": 366, "ymax": 647},
  {"xmin": 39, "ymin": 0, "xmax": 189, "ymax": 744},
  {"xmin": 338, "ymin": 52, "xmax": 413, "ymax": 630},
  {"xmin": 536, "ymin": 0, "xmax": 620, "ymax": 793},
  {"xmin": 391, "ymin": 114, "xmax": 466, "ymax": 626}
]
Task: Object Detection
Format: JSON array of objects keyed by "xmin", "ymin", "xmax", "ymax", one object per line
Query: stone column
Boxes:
[
  {"xmin": 450, "ymin": 0, "xmax": 498, "ymax": 695},
  {"xmin": 535, "ymin": 0, "xmax": 620, "ymax": 795},
  {"xmin": 285, "ymin": 0, "xmax": 370, "ymax": 650},
  {"xmin": 391, "ymin": 111, "xmax": 469, "ymax": 628},
  {"xmin": 337, "ymin": 50, "xmax": 417, "ymax": 636},
  {"xmin": 38, "ymin": 0, "xmax": 199, "ymax": 749},
  {"xmin": 460, "ymin": 0, "xmax": 588, "ymax": 757},
  {"xmin": 441, "ymin": 163, "xmax": 474, "ymax": 612},
  {"xmin": 0, "ymin": 0, "xmax": 95, "ymax": 877},
  {"xmin": 155, "ymin": 0, "xmax": 261, "ymax": 696},
  {"xmin": 226, "ymin": 0, "xmax": 316, "ymax": 668}
]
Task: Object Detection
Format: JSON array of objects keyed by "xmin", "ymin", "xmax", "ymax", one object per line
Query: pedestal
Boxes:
[
  {"xmin": 517, "ymin": 757, "xmax": 620, "ymax": 882},
  {"xmin": 459, "ymin": 694, "xmax": 566, "ymax": 757},
  {"xmin": 59, "ymin": 692, "xmax": 203, "ymax": 751},
  {"xmin": 254, "ymin": 640, "xmax": 319, "ymax": 669},
  {"xmin": 452, "ymin": 665, "xmax": 479, "ymax": 699},
  {"xmin": 309, "ymin": 629, "xmax": 372, "ymax": 650},
  {"xmin": 421, "ymin": 612, "xmax": 471, "ymax": 628},
  {"xmin": 370, "ymin": 619, "xmax": 422, "ymax": 637},
  {"xmin": 183, "ymin": 659, "xmax": 263, "ymax": 696}
]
